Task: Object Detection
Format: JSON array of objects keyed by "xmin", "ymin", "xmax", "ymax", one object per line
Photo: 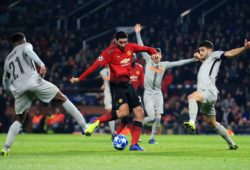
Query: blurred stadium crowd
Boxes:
[{"xmin": 0, "ymin": 0, "xmax": 249, "ymax": 134}]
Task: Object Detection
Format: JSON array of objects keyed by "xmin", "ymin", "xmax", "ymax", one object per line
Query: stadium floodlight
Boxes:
[
  {"xmin": 179, "ymin": 0, "xmax": 208, "ymax": 18},
  {"xmin": 180, "ymin": 10, "xmax": 191, "ymax": 18}
]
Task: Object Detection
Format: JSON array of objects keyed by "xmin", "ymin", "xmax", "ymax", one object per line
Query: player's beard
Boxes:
[{"xmin": 118, "ymin": 45, "xmax": 125, "ymax": 51}]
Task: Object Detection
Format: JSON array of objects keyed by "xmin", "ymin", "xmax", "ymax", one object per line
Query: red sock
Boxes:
[
  {"xmin": 96, "ymin": 112, "xmax": 112, "ymax": 123},
  {"xmin": 131, "ymin": 121, "xmax": 142, "ymax": 145},
  {"xmin": 127, "ymin": 123, "xmax": 133, "ymax": 135},
  {"xmin": 116, "ymin": 122, "xmax": 126, "ymax": 134}
]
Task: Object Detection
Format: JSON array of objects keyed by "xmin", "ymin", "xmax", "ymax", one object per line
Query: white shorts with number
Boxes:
[
  {"xmin": 12, "ymin": 78, "xmax": 59, "ymax": 115},
  {"xmin": 198, "ymin": 89, "xmax": 217, "ymax": 116},
  {"xmin": 143, "ymin": 92, "xmax": 164, "ymax": 117}
]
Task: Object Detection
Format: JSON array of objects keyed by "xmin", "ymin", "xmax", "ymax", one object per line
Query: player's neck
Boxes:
[{"xmin": 13, "ymin": 41, "xmax": 25, "ymax": 48}]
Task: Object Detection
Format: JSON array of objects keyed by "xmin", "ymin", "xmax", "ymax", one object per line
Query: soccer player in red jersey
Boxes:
[
  {"xmin": 115, "ymin": 54, "xmax": 144, "ymax": 137},
  {"xmin": 70, "ymin": 31, "xmax": 159, "ymax": 151}
]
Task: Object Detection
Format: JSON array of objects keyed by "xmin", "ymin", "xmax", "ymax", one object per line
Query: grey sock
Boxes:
[
  {"xmin": 188, "ymin": 99, "xmax": 198, "ymax": 123},
  {"xmin": 150, "ymin": 114, "xmax": 161, "ymax": 140},
  {"xmin": 215, "ymin": 122, "xmax": 234, "ymax": 145},
  {"xmin": 62, "ymin": 99, "xmax": 86, "ymax": 128},
  {"xmin": 4, "ymin": 121, "xmax": 22, "ymax": 150},
  {"xmin": 108, "ymin": 120, "xmax": 115, "ymax": 134}
]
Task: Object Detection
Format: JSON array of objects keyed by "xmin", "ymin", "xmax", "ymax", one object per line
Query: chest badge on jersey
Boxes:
[
  {"xmin": 136, "ymin": 71, "xmax": 140, "ymax": 75},
  {"xmin": 127, "ymin": 50, "xmax": 132, "ymax": 56}
]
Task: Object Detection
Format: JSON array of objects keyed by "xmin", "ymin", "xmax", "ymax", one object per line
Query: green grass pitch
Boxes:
[{"xmin": 0, "ymin": 134, "xmax": 249, "ymax": 170}]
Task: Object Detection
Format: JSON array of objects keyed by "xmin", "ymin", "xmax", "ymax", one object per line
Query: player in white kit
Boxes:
[
  {"xmin": 1, "ymin": 33, "xmax": 87, "ymax": 157},
  {"xmin": 135, "ymin": 24, "xmax": 197, "ymax": 144},
  {"xmin": 184, "ymin": 39, "xmax": 250, "ymax": 150},
  {"xmin": 99, "ymin": 65, "xmax": 115, "ymax": 138}
]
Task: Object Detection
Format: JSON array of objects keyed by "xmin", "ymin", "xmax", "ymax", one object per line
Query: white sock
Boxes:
[
  {"xmin": 150, "ymin": 114, "xmax": 161, "ymax": 140},
  {"xmin": 62, "ymin": 99, "xmax": 86, "ymax": 129},
  {"xmin": 215, "ymin": 122, "xmax": 234, "ymax": 145},
  {"xmin": 4, "ymin": 121, "xmax": 22, "ymax": 150},
  {"xmin": 188, "ymin": 99, "xmax": 198, "ymax": 123},
  {"xmin": 108, "ymin": 121, "xmax": 115, "ymax": 134}
]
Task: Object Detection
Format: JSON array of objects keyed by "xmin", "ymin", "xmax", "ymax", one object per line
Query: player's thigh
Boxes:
[
  {"xmin": 199, "ymin": 101, "xmax": 216, "ymax": 116},
  {"xmin": 110, "ymin": 84, "xmax": 128, "ymax": 110},
  {"xmin": 32, "ymin": 79, "xmax": 60, "ymax": 103},
  {"xmin": 143, "ymin": 94, "xmax": 155, "ymax": 117},
  {"xmin": 127, "ymin": 84, "xmax": 142, "ymax": 109},
  {"xmin": 188, "ymin": 91, "xmax": 204, "ymax": 102},
  {"xmin": 14, "ymin": 91, "xmax": 35, "ymax": 115}
]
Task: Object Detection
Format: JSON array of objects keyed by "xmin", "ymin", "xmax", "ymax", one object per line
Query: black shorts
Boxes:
[
  {"xmin": 121, "ymin": 115, "xmax": 133, "ymax": 124},
  {"xmin": 110, "ymin": 82, "xmax": 142, "ymax": 111}
]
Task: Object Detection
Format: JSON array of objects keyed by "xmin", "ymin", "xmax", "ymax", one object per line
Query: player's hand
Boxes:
[
  {"xmin": 134, "ymin": 23, "xmax": 142, "ymax": 33},
  {"xmin": 244, "ymin": 39, "xmax": 250, "ymax": 50},
  {"xmin": 151, "ymin": 53, "xmax": 160, "ymax": 62},
  {"xmin": 39, "ymin": 65, "xmax": 46, "ymax": 78},
  {"xmin": 194, "ymin": 52, "xmax": 201, "ymax": 61},
  {"xmin": 70, "ymin": 77, "xmax": 80, "ymax": 84}
]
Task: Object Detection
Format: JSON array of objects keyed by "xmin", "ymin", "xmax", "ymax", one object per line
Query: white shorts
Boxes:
[
  {"xmin": 104, "ymin": 91, "xmax": 112, "ymax": 110},
  {"xmin": 13, "ymin": 79, "xmax": 59, "ymax": 114},
  {"xmin": 143, "ymin": 92, "xmax": 163, "ymax": 117},
  {"xmin": 198, "ymin": 89, "xmax": 217, "ymax": 116}
]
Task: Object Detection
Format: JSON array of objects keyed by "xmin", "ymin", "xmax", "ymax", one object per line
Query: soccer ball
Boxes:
[{"xmin": 112, "ymin": 134, "xmax": 128, "ymax": 150}]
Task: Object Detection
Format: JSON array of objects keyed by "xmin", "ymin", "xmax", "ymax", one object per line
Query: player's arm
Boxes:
[
  {"xmin": 2, "ymin": 65, "xmax": 9, "ymax": 91},
  {"xmin": 70, "ymin": 56, "xmax": 109, "ymax": 84},
  {"xmin": 135, "ymin": 24, "xmax": 151, "ymax": 62},
  {"xmin": 2, "ymin": 64, "xmax": 13, "ymax": 97},
  {"xmin": 163, "ymin": 58, "xmax": 196, "ymax": 69},
  {"xmin": 138, "ymin": 65, "xmax": 144, "ymax": 88},
  {"xmin": 23, "ymin": 43, "xmax": 46, "ymax": 77},
  {"xmin": 223, "ymin": 39, "xmax": 250, "ymax": 58}
]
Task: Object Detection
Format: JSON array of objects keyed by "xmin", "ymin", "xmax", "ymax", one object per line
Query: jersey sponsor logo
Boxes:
[
  {"xmin": 130, "ymin": 75, "xmax": 138, "ymax": 81},
  {"xmin": 98, "ymin": 56, "xmax": 104, "ymax": 61},
  {"xmin": 120, "ymin": 58, "xmax": 131, "ymax": 66},
  {"xmin": 149, "ymin": 66, "xmax": 164, "ymax": 73},
  {"xmin": 127, "ymin": 50, "xmax": 132, "ymax": 56}
]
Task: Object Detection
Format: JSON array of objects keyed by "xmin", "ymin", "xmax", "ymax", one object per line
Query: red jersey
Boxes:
[
  {"xmin": 78, "ymin": 43, "xmax": 156, "ymax": 83},
  {"xmin": 130, "ymin": 63, "xmax": 144, "ymax": 90}
]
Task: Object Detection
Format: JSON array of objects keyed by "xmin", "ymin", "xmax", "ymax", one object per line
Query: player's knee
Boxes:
[
  {"xmin": 134, "ymin": 106, "xmax": 144, "ymax": 120},
  {"xmin": 16, "ymin": 114, "xmax": 25, "ymax": 124},
  {"xmin": 118, "ymin": 104, "xmax": 129, "ymax": 117},
  {"xmin": 205, "ymin": 118, "xmax": 216, "ymax": 128},
  {"xmin": 54, "ymin": 91, "xmax": 67, "ymax": 103},
  {"xmin": 146, "ymin": 115, "xmax": 155, "ymax": 122},
  {"xmin": 155, "ymin": 114, "xmax": 161, "ymax": 122}
]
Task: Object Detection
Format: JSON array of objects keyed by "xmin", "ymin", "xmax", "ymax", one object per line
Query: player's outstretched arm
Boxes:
[
  {"xmin": 134, "ymin": 23, "xmax": 152, "ymax": 61},
  {"xmin": 70, "ymin": 55, "xmax": 109, "ymax": 84},
  {"xmin": 24, "ymin": 44, "xmax": 46, "ymax": 78},
  {"xmin": 224, "ymin": 39, "xmax": 250, "ymax": 58},
  {"xmin": 2, "ymin": 68, "xmax": 9, "ymax": 91},
  {"xmin": 2, "ymin": 65, "xmax": 13, "ymax": 97}
]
